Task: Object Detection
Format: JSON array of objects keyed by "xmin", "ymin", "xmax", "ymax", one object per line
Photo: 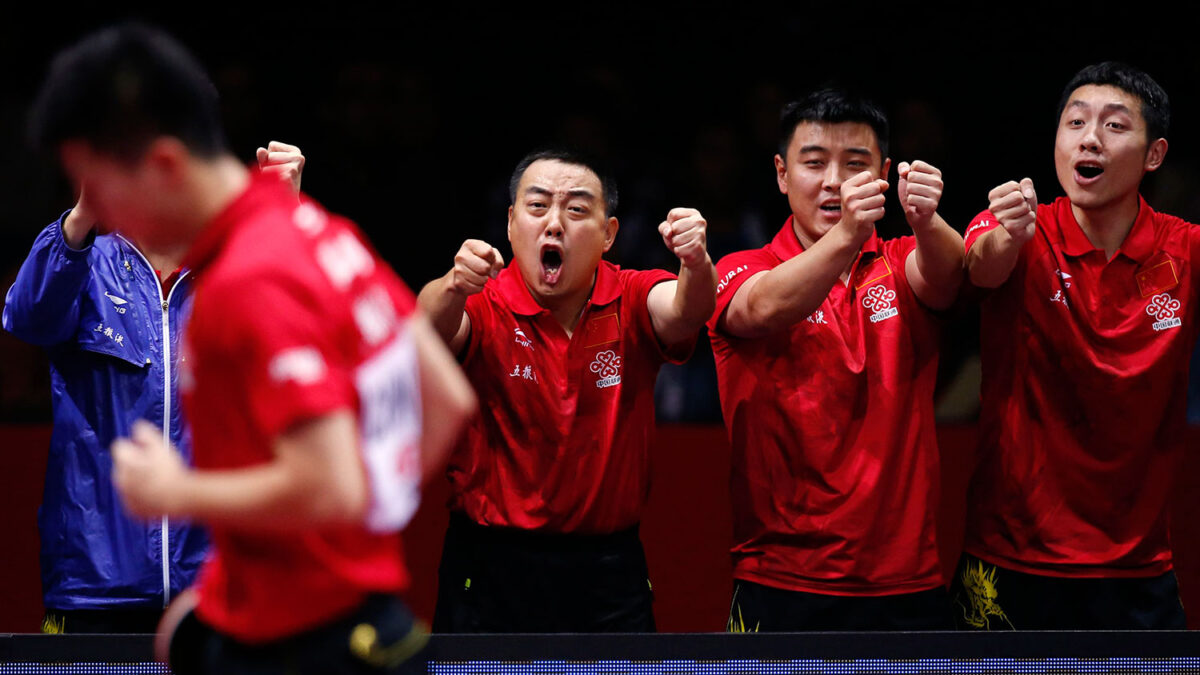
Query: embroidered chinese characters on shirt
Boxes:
[{"xmin": 862, "ymin": 285, "xmax": 898, "ymax": 324}]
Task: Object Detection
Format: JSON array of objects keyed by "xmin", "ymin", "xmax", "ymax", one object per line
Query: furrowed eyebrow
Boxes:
[
  {"xmin": 567, "ymin": 189, "xmax": 596, "ymax": 201},
  {"xmin": 798, "ymin": 144, "xmax": 829, "ymax": 154}
]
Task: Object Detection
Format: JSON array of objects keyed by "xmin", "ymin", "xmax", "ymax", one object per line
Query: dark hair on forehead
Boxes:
[
  {"xmin": 508, "ymin": 149, "xmax": 619, "ymax": 217},
  {"xmin": 29, "ymin": 21, "xmax": 227, "ymax": 162},
  {"xmin": 1056, "ymin": 61, "xmax": 1170, "ymax": 142},
  {"xmin": 778, "ymin": 88, "xmax": 889, "ymax": 163}
]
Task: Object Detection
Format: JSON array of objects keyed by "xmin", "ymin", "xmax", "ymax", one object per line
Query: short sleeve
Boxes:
[
  {"xmin": 706, "ymin": 249, "xmax": 777, "ymax": 333},
  {"xmin": 621, "ymin": 268, "xmax": 693, "ymax": 364},
  {"xmin": 208, "ymin": 274, "xmax": 355, "ymax": 440},
  {"xmin": 964, "ymin": 209, "xmax": 1002, "ymax": 252}
]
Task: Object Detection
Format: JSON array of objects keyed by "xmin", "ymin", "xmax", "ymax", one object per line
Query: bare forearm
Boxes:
[
  {"xmin": 417, "ymin": 272, "xmax": 469, "ymax": 346},
  {"xmin": 743, "ymin": 226, "xmax": 860, "ymax": 334},
  {"xmin": 62, "ymin": 207, "xmax": 96, "ymax": 250},
  {"xmin": 673, "ymin": 256, "xmax": 718, "ymax": 328},
  {"xmin": 413, "ymin": 316, "xmax": 476, "ymax": 481},
  {"xmin": 910, "ymin": 213, "xmax": 964, "ymax": 307},
  {"xmin": 966, "ymin": 227, "xmax": 1023, "ymax": 288},
  {"xmin": 155, "ymin": 413, "xmax": 367, "ymax": 532}
]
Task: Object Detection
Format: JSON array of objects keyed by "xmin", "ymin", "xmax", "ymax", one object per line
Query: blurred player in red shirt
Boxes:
[
  {"xmin": 418, "ymin": 150, "xmax": 717, "ymax": 631},
  {"xmin": 709, "ymin": 89, "xmax": 964, "ymax": 630},
  {"xmin": 31, "ymin": 23, "xmax": 475, "ymax": 673},
  {"xmin": 955, "ymin": 62, "xmax": 1193, "ymax": 630}
]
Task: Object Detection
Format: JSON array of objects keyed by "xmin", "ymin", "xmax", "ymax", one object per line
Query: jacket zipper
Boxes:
[{"xmin": 118, "ymin": 235, "xmax": 190, "ymax": 608}]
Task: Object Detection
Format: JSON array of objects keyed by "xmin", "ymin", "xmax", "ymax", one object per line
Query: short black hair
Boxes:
[
  {"xmin": 29, "ymin": 22, "xmax": 227, "ymax": 161},
  {"xmin": 508, "ymin": 149, "xmax": 619, "ymax": 217},
  {"xmin": 1056, "ymin": 62, "xmax": 1170, "ymax": 142},
  {"xmin": 778, "ymin": 88, "xmax": 889, "ymax": 163}
]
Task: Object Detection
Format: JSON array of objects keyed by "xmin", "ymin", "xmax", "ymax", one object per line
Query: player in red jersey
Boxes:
[
  {"xmin": 418, "ymin": 149, "xmax": 717, "ymax": 632},
  {"xmin": 709, "ymin": 89, "xmax": 964, "ymax": 631},
  {"xmin": 954, "ymin": 62, "xmax": 1193, "ymax": 630},
  {"xmin": 31, "ymin": 23, "xmax": 476, "ymax": 672}
]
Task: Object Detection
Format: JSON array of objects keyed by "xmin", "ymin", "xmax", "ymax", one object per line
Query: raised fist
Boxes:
[
  {"xmin": 987, "ymin": 178, "xmax": 1038, "ymax": 245},
  {"xmin": 257, "ymin": 141, "xmax": 305, "ymax": 193},
  {"xmin": 450, "ymin": 239, "xmax": 505, "ymax": 296},
  {"xmin": 898, "ymin": 160, "xmax": 943, "ymax": 231},
  {"xmin": 658, "ymin": 207, "xmax": 710, "ymax": 268}
]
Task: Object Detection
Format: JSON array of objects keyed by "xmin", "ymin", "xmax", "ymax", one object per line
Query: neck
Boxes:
[
  {"xmin": 152, "ymin": 155, "xmax": 250, "ymax": 259},
  {"xmin": 1071, "ymin": 192, "xmax": 1140, "ymax": 259},
  {"xmin": 536, "ymin": 271, "xmax": 597, "ymax": 335}
]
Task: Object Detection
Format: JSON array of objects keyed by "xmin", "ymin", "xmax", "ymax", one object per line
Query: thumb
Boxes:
[{"xmin": 1019, "ymin": 178, "xmax": 1038, "ymax": 213}]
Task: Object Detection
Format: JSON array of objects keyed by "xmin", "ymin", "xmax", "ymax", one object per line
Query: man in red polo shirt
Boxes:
[
  {"xmin": 33, "ymin": 24, "xmax": 475, "ymax": 673},
  {"xmin": 709, "ymin": 89, "xmax": 964, "ymax": 631},
  {"xmin": 953, "ymin": 62, "xmax": 1193, "ymax": 630},
  {"xmin": 418, "ymin": 149, "xmax": 717, "ymax": 632}
]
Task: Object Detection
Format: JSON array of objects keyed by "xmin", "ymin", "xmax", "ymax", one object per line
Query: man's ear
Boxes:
[
  {"xmin": 603, "ymin": 216, "xmax": 619, "ymax": 252},
  {"xmin": 1145, "ymin": 137, "xmax": 1168, "ymax": 173}
]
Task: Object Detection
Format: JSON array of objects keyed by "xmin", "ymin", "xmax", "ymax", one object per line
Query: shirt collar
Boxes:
[
  {"xmin": 766, "ymin": 215, "xmax": 880, "ymax": 261},
  {"xmin": 1056, "ymin": 195, "xmax": 1156, "ymax": 263},
  {"xmin": 495, "ymin": 259, "xmax": 622, "ymax": 316}
]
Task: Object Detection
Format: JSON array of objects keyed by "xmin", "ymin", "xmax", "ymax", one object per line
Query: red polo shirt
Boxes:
[
  {"xmin": 449, "ymin": 261, "xmax": 687, "ymax": 534},
  {"xmin": 181, "ymin": 173, "xmax": 417, "ymax": 642},
  {"xmin": 708, "ymin": 218, "xmax": 944, "ymax": 596},
  {"xmin": 964, "ymin": 196, "xmax": 1200, "ymax": 578}
]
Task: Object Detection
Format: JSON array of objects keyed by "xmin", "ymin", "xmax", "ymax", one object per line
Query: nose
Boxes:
[
  {"xmin": 1080, "ymin": 122, "xmax": 1101, "ymax": 152},
  {"xmin": 822, "ymin": 162, "xmax": 842, "ymax": 192},
  {"xmin": 543, "ymin": 208, "xmax": 565, "ymax": 238}
]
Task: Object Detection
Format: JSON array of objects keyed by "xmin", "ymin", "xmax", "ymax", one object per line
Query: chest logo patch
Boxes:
[
  {"xmin": 1146, "ymin": 293, "xmax": 1182, "ymax": 332},
  {"xmin": 589, "ymin": 349, "xmax": 622, "ymax": 389},
  {"xmin": 862, "ymin": 285, "xmax": 898, "ymax": 324},
  {"xmin": 514, "ymin": 327, "xmax": 533, "ymax": 349}
]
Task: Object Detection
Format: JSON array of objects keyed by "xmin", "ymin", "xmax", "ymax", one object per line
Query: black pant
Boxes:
[
  {"xmin": 42, "ymin": 607, "xmax": 164, "ymax": 634},
  {"xmin": 168, "ymin": 593, "xmax": 427, "ymax": 675},
  {"xmin": 950, "ymin": 552, "xmax": 1187, "ymax": 630},
  {"xmin": 727, "ymin": 579, "xmax": 953, "ymax": 631},
  {"xmin": 433, "ymin": 513, "xmax": 656, "ymax": 633}
]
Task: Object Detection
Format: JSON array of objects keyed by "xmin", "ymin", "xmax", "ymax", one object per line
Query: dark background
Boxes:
[{"xmin": 2, "ymin": 4, "xmax": 1200, "ymax": 631}]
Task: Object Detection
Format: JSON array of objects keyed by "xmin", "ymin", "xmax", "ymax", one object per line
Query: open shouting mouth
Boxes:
[{"xmin": 540, "ymin": 244, "xmax": 564, "ymax": 285}]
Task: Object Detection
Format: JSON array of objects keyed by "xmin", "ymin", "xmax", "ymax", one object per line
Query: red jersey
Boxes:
[
  {"xmin": 449, "ymin": 261, "xmax": 687, "ymax": 534},
  {"xmin": 180, "ymin": 173, "xmax": 420, "ymax": 642},
  {"xmin": 708, "ymin": 218, "xmax": 944, "ymax": 596},
  {"xmin": 964, "ymin": 196, "xmax": 1200, "ymax": 577}
]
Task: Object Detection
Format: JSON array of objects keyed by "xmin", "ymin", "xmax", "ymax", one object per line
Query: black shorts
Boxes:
[
  {"xmin": 167, "ymin": 593, "xmax": 427, "ymax": 675},
  {"xmin": 433, "ymin": 513, "xmax": 655, "ymax": 633},
  {"xmin": 727, "ymin": 579, "xmax": 953, "ymax": 632},
  {"xmin": 950, "ymin": 552, "xmax": 1187, "ymax": 630}
]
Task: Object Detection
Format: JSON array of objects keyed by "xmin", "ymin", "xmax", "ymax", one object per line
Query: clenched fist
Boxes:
[
  {"xmin": 898, "ymin": 161, "xmax": 943, "ymax": 231},
  {"xmin": 449, "ymin": 239, "xmax": 505, "ymax": 296},
  {"xmin": 257, "ymin": 141, "xmax": 305, "ymax": 193},
  {"xmin": 658, "ymin": 208, "xmax": 710, "ymax": 268},
  {"xmin": 840, "ymin": 171, "xmax": 889, "ymax": 239},
  {"xmin": 112, "ymin": 420, "xmax": 186, "ymax": 519},
  {"xmin": 987, "ymin": 178, "xmax": 1038, "ymax": 245}
]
